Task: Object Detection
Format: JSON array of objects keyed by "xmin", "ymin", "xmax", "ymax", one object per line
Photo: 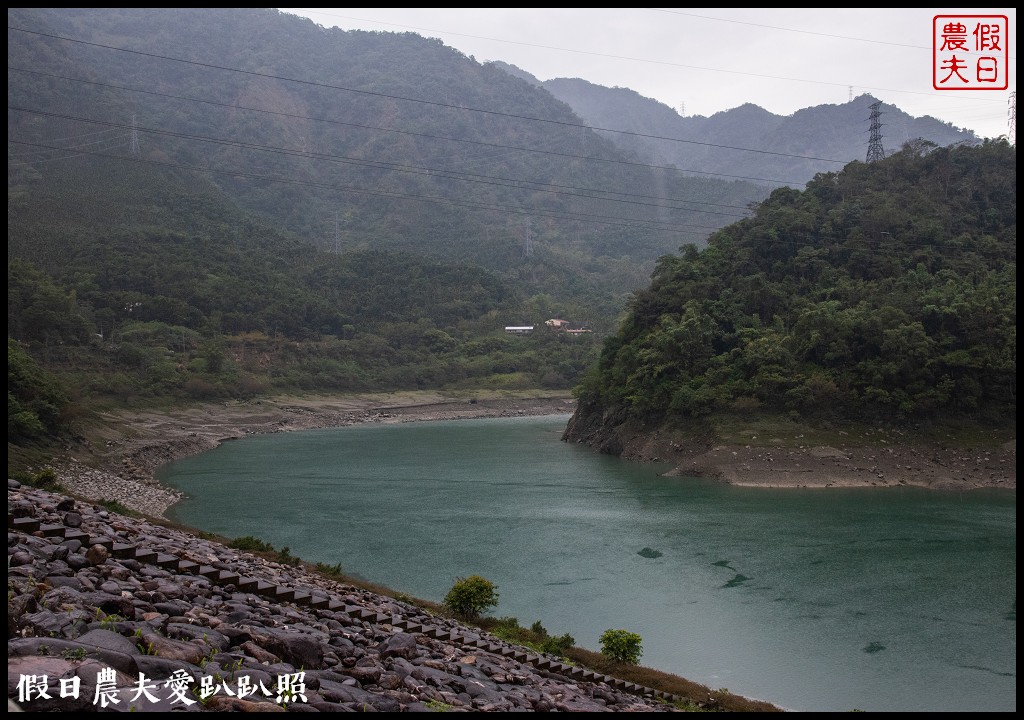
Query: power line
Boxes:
[
  {"xmin": 8, "ymin": 138, "xmax": 726, "ymax": 237},
  {"xmin": 9, "ymin": 63, "xmax": 805, "ymax": 189},
  {"xmin": 7, "ymin": 26, "xmax": 854, "ymax": 165},
  {"xmin": 280, "ymin": 9, "xmax": 1011, "ymax": 100},
  {"xmin": 28, "ymin": 126, "xmax": 1005, "ymax": 259},
  {"xmin": 9, "ymin": 105, "xmax": 754, "ymax": 220},
  {"xmin": 647, "ymin": 8, "xmax": 931, "ymax": 50},
  {"xmin": 7, "ymin": 129, "xmax": 127, "ymax": 159}
]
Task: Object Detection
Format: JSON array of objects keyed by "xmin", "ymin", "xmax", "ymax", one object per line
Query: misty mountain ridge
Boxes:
[
  {"xmin": 8, "ymin": 7, "xmax": 772, "ymax": 315},
  {"xmin": 489, "ymin": 62, "xmax": 978, "ymax": 187}
]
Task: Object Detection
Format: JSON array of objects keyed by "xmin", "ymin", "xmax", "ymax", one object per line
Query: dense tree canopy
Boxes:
[{"xmin": 574, "ymin": 140, "xmax": 1016, "ymax": 424}]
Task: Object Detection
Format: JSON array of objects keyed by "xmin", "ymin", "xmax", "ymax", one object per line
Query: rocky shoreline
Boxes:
[
  {"xmin": 562, "ymin": 405, "xmax": 1016, "ymax": 492},
  {"xmin": 16, "ymin": 392, "xmax": 1011, "ymax": 713},
  {"xmin": 52, "ymin": 392, "xmax": 578, "ymax": 519},
  {"xmin": 44, "ymin": 391, "xmax": 1016, "ymax": 525},
  {"xmin": 7, "ymin": 483, "xmax": 687, "ymax": 712}
]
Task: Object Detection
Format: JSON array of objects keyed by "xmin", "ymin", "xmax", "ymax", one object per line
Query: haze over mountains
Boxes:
[
  {"xmin": 8, "ymin": 6, "xmax": 765, "ymax": 305},
  {"xmin": 7, "ymin": 7, "xmax": 1001, "ymax": 419},
  {"xmin": 9, "ymin": 8, "xmax": 977, "ymax": 284},
  {"xmin": 493, "ymin": 62, "xmax": 978, "ymax": 188}
]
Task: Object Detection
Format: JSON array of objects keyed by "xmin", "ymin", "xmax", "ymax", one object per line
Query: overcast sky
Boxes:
[{"xmin": 279, "ymin": 7, "xmax": 1016, "ymax": 142}]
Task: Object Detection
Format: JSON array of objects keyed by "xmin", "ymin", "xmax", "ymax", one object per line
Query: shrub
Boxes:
[
  {"xmin": 599, "ymin": 629, "xmax": 643, "ymax": 665},
  {"xmin": 541, "ymin": 632, "xmax": 576, "ymax": 657},
  {"xmin": 98, "ymin": 498, "xmax": 141, "ymax": 518},
  {"xmin": 183, "ymin": 376, "xmax": 219, "ymax": 398},
  {"xmin": 442, "ymin": 575, "xmax": 499, "ymax": 618},
  {"xmin": 315, "ymin": 561, "xmax": 344, "ymax": 579},
  {"xmin": 276, "ymin": 546, "xmax": 301, "ymax": 566},
  {"xmin": 30, "ymin": 467, "xmax": 60, "ymax": 489},
  {"xmin": 229, "ymin": 535, "xmax": 274, "ymax": 552}
]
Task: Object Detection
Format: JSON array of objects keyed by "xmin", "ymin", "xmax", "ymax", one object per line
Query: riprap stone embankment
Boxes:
[{"xmin": 8, "ymin": 482, "xmax": 678, "ymax": 713}]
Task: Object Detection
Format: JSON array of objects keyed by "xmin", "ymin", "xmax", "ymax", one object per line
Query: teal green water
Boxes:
[{"xmin": 158, "ymin": 415, "xmax": 1016, "ymax": 712}]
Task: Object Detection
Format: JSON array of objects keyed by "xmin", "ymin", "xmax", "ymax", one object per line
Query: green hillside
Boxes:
[
  {"xmin": 568, "ymin": 140, "xmax": 1015, "ymax": 441},
  {"xmin": 9, "ymin": 9, "xmax": 1011, "ymax": 460},
  {"xmin": 7, "ymin": 154, "xmax": 600, "ymax": 450},
  {"xmin": 7, "ymin": 7, "xmax": 767, "ymax": 308}
]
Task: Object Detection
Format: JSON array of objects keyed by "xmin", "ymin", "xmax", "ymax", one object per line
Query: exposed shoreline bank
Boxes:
[
  {"xmin": 49, "ymin": 391, "xmax": 1015, "ymax": 522},
  {"xmin": 53, "ymin": 391, "xmax": 578, "ymax": 518}
]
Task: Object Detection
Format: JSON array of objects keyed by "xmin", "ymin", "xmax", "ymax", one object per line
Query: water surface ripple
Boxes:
[{"xmin": 160, "ymin": 415, "xmax": 1016, "ymax": 712}]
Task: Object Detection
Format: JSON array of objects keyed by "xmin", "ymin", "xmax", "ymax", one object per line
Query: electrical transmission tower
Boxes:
[
  {"xmin": 1009, "ymin": 91, "xmax": 1016, "ymax": 145},
  {"xmin": 866, "ymin": 101, "xmax": 885, "ymax": 163},
  {"xmin": 523, "ymin": 216, "xmax": 533, "ymax": 258},
  {"xmin": 333, "ymin": 209, "xmax": 340, "ymax": 253},
  {"xmin": 130, "ymin": 113, "xmax": 140, "ymax": 155}
]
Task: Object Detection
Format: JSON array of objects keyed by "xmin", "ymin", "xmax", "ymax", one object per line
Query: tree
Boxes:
[
  {"xmin": 599, "ymin": 629, "xmax": 643, "ymax": 665},
  {"xmin": 8, "ymin": 339, "xmax": 71, "ymax": 443},
  {"xmin": 443, "ymin": 575, "xmax": 499, "ymax": 619}
]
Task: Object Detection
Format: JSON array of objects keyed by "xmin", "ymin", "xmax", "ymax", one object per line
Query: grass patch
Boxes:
[
  {"xmin": 228, "ymin": 535, "xmax": 275, "ymax": 552},
  {"xmin": 314, "ymin": 561, "xmax": 345, "ymax": 579},
  {"xmin": 97, "ymin": 498, "xmax": 141, "ymax": 517},
  {"xmin": 478, "ymin": 616, "xmax": 576, "ymax": 659},
  {"xmin": 564, "ymin": 646, "xmax": 783, "ymax": 712}
]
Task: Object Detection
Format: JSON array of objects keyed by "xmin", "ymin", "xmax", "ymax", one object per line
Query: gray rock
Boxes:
[
  {"xmin": 79, "ymin": 591, "xmax": 135, "ymax": 619},
  {"xmin": 258, "ymin": 630, "xmax": 325, "ymax": 671},
  {"xmin": 340, "ymin": 664, "xmax": 382, "ymax": 685},
  {"xmin": 85, "ymin": 544, "xmax": 108, "ymax": 566},
  {"xmin": 66, "ymin": 554, "xmax": 90, "ymax": 571},
  {"xmin": 77, "ymin": 628, "xmax": 140, "ymax": 656},
  {"xmin": 48, "ymin": 545, "xmax": 70, "ymax": 562},
  {"xmin": 9, "ymin": 551, "xmax": 33, "ymax": 567},
  {"xmin": 21, "ymin": 609, "xmax": 76, "ymax": 638},
  {"xmin": 376, "ymin": 631, "xmax": 418, "ymax": 660},
  {"xmin": 317, "ymin": 679, "xmax": 401, "ymax": 712},
  {"xmin": 166, "ymin": 623, "xmax": 231, "ymax": 652}
]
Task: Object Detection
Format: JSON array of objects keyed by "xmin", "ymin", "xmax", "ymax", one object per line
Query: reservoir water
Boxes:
[{"xmin": 158, "ymin": 414, "xmax": 1016, "ymax": 712}]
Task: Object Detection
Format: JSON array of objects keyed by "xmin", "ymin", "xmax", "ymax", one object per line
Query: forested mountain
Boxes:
[
  {"xmin": 7, "ymin": 8, "xmax": 1009, "ymax": 453},
  {"xmin": 8, "ymin": 7, "xmax": 766, "ymax": 308},
  {"xmin": 7, "ymin": 7, "xmax": 769, "ymax": 441},
  {"xmin": 565, "ymin": 140, "xmax": 1016, "ymax": 447},
  {"xmin": 9, "ymin": 154, "xmax": 590, "ymax": 443},
  {"xmin": 512, "ymin": 70, "xmax": 979, "ymax": 189}
]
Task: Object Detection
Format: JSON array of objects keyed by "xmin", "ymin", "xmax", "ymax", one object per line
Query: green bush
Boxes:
[
  {"xmin": 30, "ymin": 467, "xmax": 60, "ymax": 489},
  {"xmin": 98, "ymin": 498, "xmax": 141, "ymax": 518},
  {"xmin": 315, "ymin": 561, "xmax": 344, "ymax": 579},
  {"xmin": 541, "ymin": 632, "xmax": 576, "ymax": 657},
  {"xmin": 443, "ymin": 575, "xmax": 499, "ymax": 618},
  {"xmin": 228, "ymin": 535, "xmax": 274, "ymax": 552},
  {"xmin": 599, "ymin": 629, "xmax": 643, "ymax": 665},
  {"xmin": 276, "ymin": 546, "xmax": 301, "ymax": 566}
]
